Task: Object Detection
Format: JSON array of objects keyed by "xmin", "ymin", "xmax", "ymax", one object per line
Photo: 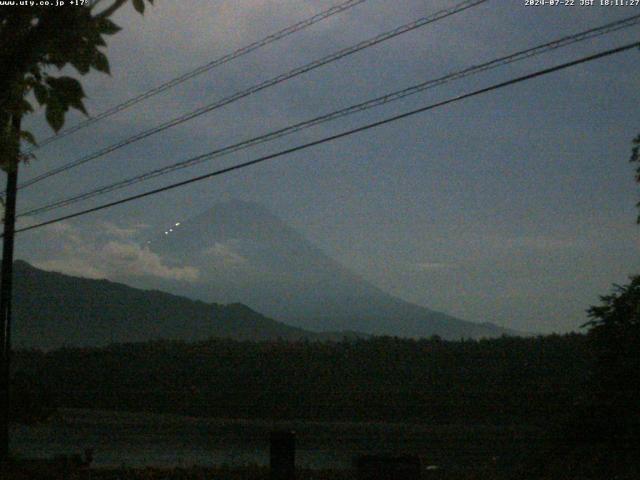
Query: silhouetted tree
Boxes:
[
  {"xmin": 1, "ymin": 0, "xmax": 154, "ymax": 166},
  {"xmin": 583, "ymin": 276, "xmax": 640, "ymax": 443},
  {"xmin": 0, "ymin": 0, "xmax": 153, "ymax": 461},
  {"xmin": 630, "ymin": 135, "xmax": 640, "ymax": 222}
]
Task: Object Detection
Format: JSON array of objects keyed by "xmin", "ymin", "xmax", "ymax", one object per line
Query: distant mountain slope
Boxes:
[
  {"xmin": 143, "ymin": 200, "xmax": 519, "ymax": 339},
  {"xmin": 11, "ymin": 260, "xmax": 338, "ymax": 350}
]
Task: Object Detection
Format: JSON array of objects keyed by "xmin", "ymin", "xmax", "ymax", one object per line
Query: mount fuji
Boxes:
[{"xmin": 136, "ymin": 200, "xmax": 516, "ymax": 339}]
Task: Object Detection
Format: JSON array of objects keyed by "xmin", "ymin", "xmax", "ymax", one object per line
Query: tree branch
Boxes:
[{"xmin": 95, "ymin": 0, "xmax": 127, "ymax": 19}]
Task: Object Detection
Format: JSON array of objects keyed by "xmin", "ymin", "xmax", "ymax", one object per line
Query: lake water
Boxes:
[{"xmin": 11, "ymin": 409, "xmax": 540, "ymax": 469}]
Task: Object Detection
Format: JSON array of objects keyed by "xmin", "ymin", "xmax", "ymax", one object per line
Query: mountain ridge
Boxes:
[{"xmin": 11, "ymin": 260, "xmax": 361, "ymax": 350}]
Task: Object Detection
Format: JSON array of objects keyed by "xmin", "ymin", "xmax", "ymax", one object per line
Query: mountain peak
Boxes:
[
  {"xmin": 195, "ymin": 199, "xmax": 281, "ymax": 223},
  {"xmin": 142, "ymin": 203, "xmax": 518, "ymax": 339}
]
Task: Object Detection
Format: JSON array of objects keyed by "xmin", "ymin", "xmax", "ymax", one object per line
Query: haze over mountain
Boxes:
[
  {"xmin": 11, "ymin": 260, "xmax": 344, "ymax": 350},
  {"xmin": 135, "ymin": 200, "xmax": 517, "ymax": 339}
]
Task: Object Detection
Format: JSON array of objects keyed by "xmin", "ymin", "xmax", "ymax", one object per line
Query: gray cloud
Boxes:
[
  {"xmin": 103, "ymin": 241, "xmax": 200, "ymax": 281},
  {"xmin": 101, "ymin": 221, "xmax": 150, "ymax": 240},
  {"xmin": 28, "ymin": 221, "xmax": 199, "ymax": 283}
]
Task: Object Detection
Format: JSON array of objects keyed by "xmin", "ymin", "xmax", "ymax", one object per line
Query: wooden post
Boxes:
[
  {"xmin": 270, "ymin": 430, "xmax": 295, "ymax": 480},
  {"xmin": 0, "ymin": 114, "xmax": 21, "ymax": 463}
]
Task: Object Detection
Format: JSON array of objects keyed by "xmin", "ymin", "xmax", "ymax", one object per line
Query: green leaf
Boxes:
[
  {"xmin": 132, "ymin": 0, "xmax": 145, "ymax": 14},
  {"xmin": 69, "ymin": 97, "xmax": 88, "ymax": 116},
  {"xmin": 87, "ymin": 27, "xmax": 107, "ymax": 47},
  {"xmin": 20, "ymin": 131, "xmax": 37, "ymax": 146},
  {"xmin": 93, "ymin": 50, "xmax": 110, "ymax": 74},
  {"xmin": 29, "ymin": 66, "xmax": 43, "ymax": 82},
  {"xmin": 47, "ymin": 76, "xmax": 88, "ymax": 116},
  {"xmin": 96, "ymin": 18, "xmax": 121, "ymax": 35},
  {"xmin": 45, "ymin": 97, "xmax": 66, "ymax": 132},
  {"xmin": 33, "ymin": 83, "xmax": 48, "ymax": 105},
  {"xmin": 50, "ymin": 76, "xmax": 85, "ymax": 102},
  {"xmin": 67, "ymin": 45, "xmax": 93, "ymax": 74},
  {"xmin": 47, "ymin": 50, "xmax": 68, "ymax": 69}
]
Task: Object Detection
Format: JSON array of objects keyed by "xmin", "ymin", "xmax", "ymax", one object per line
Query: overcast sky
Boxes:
[{"xmin": 11, "ymin": 0, "xmax": 640, "ymax": 333}]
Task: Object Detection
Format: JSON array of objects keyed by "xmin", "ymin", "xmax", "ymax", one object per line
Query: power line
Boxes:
[
  {"xmin": 18, "ymin": 14, "xmax": 640, "ymax": 219},
  {"xmin": 27, "ymin": 0, "xmax": 370, "ymax": 152},
  {"xmin": 14, "ymin": 0, "xmax": 488, "ymax": 193},
  {"xmin": 10, "ymin": 41, "xmax": 638, "ymax": 237},
  {"xmin": 18, "ymin": 0, "xmax": 486, "ymax": 190}
]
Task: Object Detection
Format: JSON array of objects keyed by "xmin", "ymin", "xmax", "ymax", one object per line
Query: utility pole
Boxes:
[{"xmin": 0, "ymin": 114, "xmax": 21, "ymax": 463}]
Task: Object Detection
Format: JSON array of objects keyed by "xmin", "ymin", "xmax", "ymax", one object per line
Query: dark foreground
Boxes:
[
  {"xmin": 3, "ymin": 445, "xmax": 640, "ymax": 480},
  {"xmin": 0, "ymin": 467, "xmax": 637, "ymax": 480},
  {"xmin": 9, "ymin": 326, "xmax": 639, "ymax": 478},
  {"xmin": 0, "ymin": 464, "xmax": 536, "ymax": 480}
]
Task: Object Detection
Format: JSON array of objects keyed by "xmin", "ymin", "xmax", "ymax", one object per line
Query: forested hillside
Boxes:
[
  {"xmin": 11, "ymin": 260, "xmax": 341, "ymax": 348},
  {"xmin": 14, "ymin": 334, "xmax": 590, "ymax": 424}
]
